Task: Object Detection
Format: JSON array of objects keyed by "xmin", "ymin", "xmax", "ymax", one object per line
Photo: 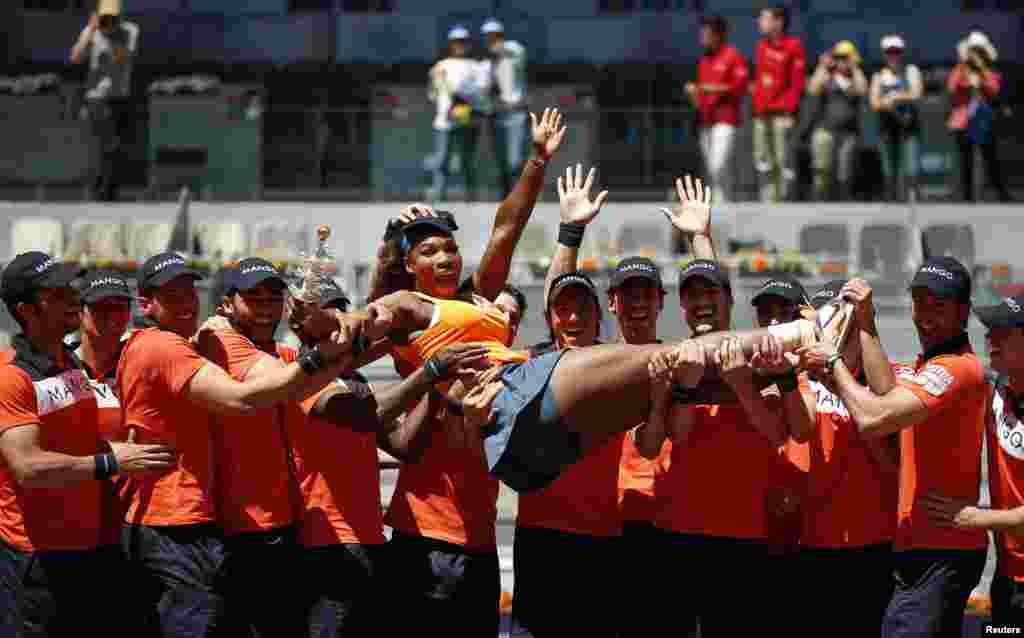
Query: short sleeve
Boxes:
[
  {"xmin": 134, "ymin": 332, "xmax": 207, "ymax": 399},
  {"xmin": 896, "ymin": 356, "xmax": 984, "ymax": 412},
  {"xmin": 198, "ymin": 330, "xmax": 269, "ymax": 382},
  {"xmin": 0, "ymin": 367, "xmax": 39, "ymax": 434}
]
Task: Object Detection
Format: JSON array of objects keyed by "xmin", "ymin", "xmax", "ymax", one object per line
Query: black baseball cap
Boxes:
[
  {"xmin": 232, "ymin": 257, "xmax": 285, "ymax": 292},
  {"xmin": 79, "ymin": 269, "xmax": 132, "ymax": 304},
  {"xmin": 909, "ymin": 256, "xmax": 971, "ymax": 303},
  {"xmin": 609, "ymin": 257, "xmax": 664, "ymax": 292},
  {"xmin": 316, "ymin": 277, "xmax": 351, "ymax": 311},
  {"xmin": 547, "ymin": 271, "xmax": 600, "ymax": 312},
  {"xmin": 1, "ymin": 252, "xmax": 80, "ymax": 302},
  {"xmin": 398, "ymin": 212, "xmax": 459, "ymax": 252},
  {"xmin": 975, "ymin": 296, "xmax": 1024, "ymax": 329},
  {"xmin": 810, "ymin": 280, "xmax": 847, "ymax": 309},
  {"xmin": 752, "ymin": 275, "xmax": 808, "ymax": 307},
  {"xmin": 137, "ymin": 252, "xmax": 203, "ymax": 292},
  {"xmin": 678, "ymin": 259, "xmax": 730, "ymax": 292}
]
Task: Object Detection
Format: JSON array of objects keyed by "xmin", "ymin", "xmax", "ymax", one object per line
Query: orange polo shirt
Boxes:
[
  {"xmin": 279, "ymin": 346, "xmax": 386, "ymax": 547},
  {"xmin": 619, "ymin": 431, "xmax": 672, "ymax": 525},
  {"xmin": 0, "ymin": 345, "xmax": 104, "ymax": 552},
  {"xmin": 117, "ymin": 328, "xmax": 215, "ymax": 527},
  {"xmin": 654, "ymin": 401, "xmax": 788, "ymax": 540},
  {"xmin": 385, "ymin": 293, "xmax": 517, "ymax": 551},
  {"xmin": 802, "ymin": 378, "xmax": 898, "ymax": 548},
  {"xmin": 79, "ymin": 344, "xmax": 129, "ymax": 547},
  {"xmin": 892, "ymin": 346, "xmax": 988, "ymax": 551},
  {"xmin": 199, "ymin": 330, "xmax": 295, "ymax": 535},
  {"xmin": 517, "ymin": 432, "xmax": 625, "ymax": 537},
  {"xmin": 986, "ymin": 382, "xmax": 1024, "ymax": 580}
]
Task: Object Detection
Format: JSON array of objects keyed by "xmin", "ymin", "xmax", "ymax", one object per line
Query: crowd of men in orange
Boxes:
[{"xmin": 0, "ymin": 105, "xmax": 1023, "ymax": 638}]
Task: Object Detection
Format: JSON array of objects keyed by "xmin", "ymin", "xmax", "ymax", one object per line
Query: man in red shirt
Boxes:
[
  {"xmin": 751, "ymin": 5, "xmax": 806, "ymax": 202},
  {"xmin": 687, "ymin": 14, "xmax": 748, "ymax": 203}
]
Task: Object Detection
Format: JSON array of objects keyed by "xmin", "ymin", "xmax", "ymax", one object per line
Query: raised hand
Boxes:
[
  {"xmin": 841, "ymin": 278, "xmax": 875, "ymax": 326},
  {"xmin": 530, "ymin": 107, "xmax": 567, "ymax": 161},
  {"xmin": 557, "ymin": 163, "xmax": 609, "ymax": 226},
  {"xmin": 109, "ymin": 441, "xmax": 178, "ymax": 474},
  {"xmin": 660, "ymin": 175, "xmax": 712, "ymax": 236}
]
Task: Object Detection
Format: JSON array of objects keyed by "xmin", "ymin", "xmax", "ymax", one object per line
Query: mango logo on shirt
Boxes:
[
  {"xmin": 913, "ymin": 364, "xmax": 954, "ymax": 397},
  {"xmin": 33, "ymin": 370, "xmax": 94, "ymax": 417},
  {"xmin": 89, "ymin": 379, "xmax": 120, "ymax": 409},
  {"xmin": 993, "ymin": 389, "xmax": 1024, "ymax": 461}
]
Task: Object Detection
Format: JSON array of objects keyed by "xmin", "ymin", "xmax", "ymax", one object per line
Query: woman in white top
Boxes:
[
  {"xmin": 870, "ymin": 35, "xmax": 923, "ymax": 202},
  {"xmin": 426, "ymin": 25, "xmax": 489, "ymax": 203}
]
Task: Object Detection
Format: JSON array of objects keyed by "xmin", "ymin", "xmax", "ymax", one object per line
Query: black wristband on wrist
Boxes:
[
  {"xmin": 94, "ymin": 453, "xmax": 117, "ymax": 481},
  {"xmin": 671, "ymin": 384, "xmax": 697, "ymax": 404},
  {"xmin": 298, "ymin": 347, "xmax": 325, "ymax": 375},
  {"xmin": 557, "ymin": 222, "xmax": 586, "ymax": 248}
]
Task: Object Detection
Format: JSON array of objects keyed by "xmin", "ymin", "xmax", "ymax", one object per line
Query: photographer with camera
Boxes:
[
  {"xmin": 69, "ymin": 0, "xmax": 139, "ymax": 203},
  {"xmin": 947, "ymin": 31, "xmax": 1012, "ymax": 203},
  {"xmin": 805, "ymin": 40, "xmax": 867, "ymax": 201},
  {"xmin": 871, "ymin": 35, "xmax": 923, "ymax": 203}
]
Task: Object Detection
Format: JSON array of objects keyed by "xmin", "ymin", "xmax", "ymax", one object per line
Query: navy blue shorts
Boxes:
[
  {"xmin": 483, "ymin": 350, "xmax": 580, "ymax": 494},
  {"xmin": 882, "ymin": 549, "xmax": 986, "ymax": 638}
]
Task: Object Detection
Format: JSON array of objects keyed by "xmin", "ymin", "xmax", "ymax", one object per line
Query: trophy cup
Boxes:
[{"xmin": 289, "ymin": 225, "xmax": 334, "ymax": 304}]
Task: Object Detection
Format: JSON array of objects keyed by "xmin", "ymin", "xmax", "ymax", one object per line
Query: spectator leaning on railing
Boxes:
[
  {"xmin": 804, "ymin": 40, "xmax": 867, "ymax": 202},
  {"xmin": 687, "ymin": 14, "xmax": 748, "ymax": 204},
  {"xmin": 870, "ymin": 35, "xmax": 923, "ymax": 203},
  {"xmin": 751, "ymin": 5, "xmax": 806, "ymax": 203},
  {"xmin": 946, "ymin": 31, "xmax": 1012, "ymax": 203},
  {"xmin": 69, "ymin": 0, "xmax": 139, "ymax": 203}
]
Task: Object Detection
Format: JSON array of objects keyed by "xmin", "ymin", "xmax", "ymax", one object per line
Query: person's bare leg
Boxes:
[{"xmin": 547, "ymin": 319, "xmax": 819, "ymax": 446}]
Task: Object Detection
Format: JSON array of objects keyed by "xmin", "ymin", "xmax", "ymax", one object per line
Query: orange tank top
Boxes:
[{"xmin": 391, "ymin": 293, "xmax": 528, "ymax": 371}]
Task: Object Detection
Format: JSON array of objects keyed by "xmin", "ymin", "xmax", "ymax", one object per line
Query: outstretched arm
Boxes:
[
  {"xmin": 474, "ymin": 108, "xmax": 566, "ymax": 300},
  {"xmin": 543, "ymin": 163, "xmax": 609, "ymax": 301},
  {"xmin": 661, "ymin": 175, "xmax": 717, "ymax": 260},
  {"xmin": 70, "ymin": 14, "xmax": 97, "ymax": 64}
]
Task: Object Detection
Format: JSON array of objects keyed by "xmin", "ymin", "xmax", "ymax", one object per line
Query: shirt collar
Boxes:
[
  {"xmin": 918, "ymin": 332, "xmax": 971, "ymax": 364},
  {"xmin": 11, "ymin": 334, "xmax": 83, "ymax": 377}
]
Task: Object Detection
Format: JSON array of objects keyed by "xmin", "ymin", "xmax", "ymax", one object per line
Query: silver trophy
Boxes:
[{"xmin": 289, "ymin": 225, "xmax": 334, "ymax": 304}]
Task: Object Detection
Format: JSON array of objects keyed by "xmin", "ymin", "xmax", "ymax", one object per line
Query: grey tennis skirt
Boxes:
[{"xmin": 482, "ymin": 350, "xmax": 582, "ymax": 494}]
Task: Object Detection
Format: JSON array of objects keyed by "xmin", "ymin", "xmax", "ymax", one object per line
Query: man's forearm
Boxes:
[
  {"xmin": 859, "ymin": 321, "xmax": 897, "ymax": 395},
  {"xmin": 375, "ymin": 366, "xmax": 434, "ymax": 425},
  {"xmin": 543, "ymin": 243, "xmax": 579, "ymax": 302},
  {"xmin": 381, "ymin": 393, "xmax": 437, "ymax": 463},
  {"xmin": 13, "ymin": 451, "xmax": 100, "ymax": 488},
  {"xmin": 730, "ymin": 373, "xmax": 787, "ymax": 446},
  {"xmin": 688, "ymin": 232, "xmax": 716, "ymax": 261}
]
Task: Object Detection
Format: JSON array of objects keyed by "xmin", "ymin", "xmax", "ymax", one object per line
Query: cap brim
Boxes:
[
  {"xmin": 548, "ymin": 281, "xmax": 597, "ymax": 307},
  {"xmin": 146, "ymin": 266, "xmax": 204, "ymax": 289},
  {"xmin": 403, "ymin": 218, "xmax": 454, "ymax": 235},
  {"xmin": 235, "ymin": 270, "xmax": 285, "ymax": 292},
  {"xmin": 679, "ymin": 272, "xmax": 727, "ymax": 290},
  {"xmin": 82, "ymin": 287, "xmax": 133, "ymax": 304},
  {"xmin": 320, "ymin": 293, "xmax": 351, "ymax": 310},
  {"xmin": 36, "ymin": 263, "xmax": 82, "ymax": 289},
  {"xmin": 974, "ymin": 304, "xmax": 1017, "ymax": 328},
  {"xmin": 909, "ymin": 280, "xmax": 960, "ymax": 300},
  {"xmin": 610, "ymin": 272, "xmax": 662, "ymax": 290},
  {"xmin": 752, "ymin": 289, "xmax": 802, "ymax": 306}
]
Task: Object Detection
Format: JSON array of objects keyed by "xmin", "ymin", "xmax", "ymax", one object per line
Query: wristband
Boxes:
[
  {"xmin": 94, "ymin": 453, "xmax": 117, "ymax": 481},
  {"xmin": 298, "ymin": 347, "xmax": 325, "ymax": 375},
  {"xmin": 671, "ymin": 384, "xmax": 697, "ymax": 404},
  {"xmin": 558, "ymin": 222, "xmax": 586, "ymax": 248}
]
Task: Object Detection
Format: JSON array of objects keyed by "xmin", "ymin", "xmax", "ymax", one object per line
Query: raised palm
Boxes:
[
  {"xmin": 660, "ymin": 174, "xmax": 712, "ymax": 235},
  {"xmin": 557, "ymin": 163, "xmax": 609, "ymax": 225},
  {"xmin": 531, "ymin": 107, "xmax": 567, "ymax": 160}
]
